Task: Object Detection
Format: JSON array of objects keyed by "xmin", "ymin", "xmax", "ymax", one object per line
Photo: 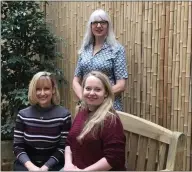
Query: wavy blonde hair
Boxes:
[
  {"xmin": 28, "ymin": 71, "xmax": 60, "ymax": 105},
  {"xmin": 78, "ymin": 9, "xmax": 118, "ymax": 54},
  {"xmin": 77, "ymin": 71, "xmax": 116, "ymax": 142}
]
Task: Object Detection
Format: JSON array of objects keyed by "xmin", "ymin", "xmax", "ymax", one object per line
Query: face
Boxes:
[
  {"xmin": 83, "ymin": 75, "xmax": 107, "ymax": 109},
  {"xmin": 91, "ymin": 19, "xmax": 108, "ymax": 38},
  {"xmin": 36, "ymin": 76, "xmax": 55, "ymax": 107}
]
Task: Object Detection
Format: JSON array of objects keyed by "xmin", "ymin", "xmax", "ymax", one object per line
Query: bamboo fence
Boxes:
[{"xmin": 42, "ymin": 1, "xmax": 192, "ymax": 170}]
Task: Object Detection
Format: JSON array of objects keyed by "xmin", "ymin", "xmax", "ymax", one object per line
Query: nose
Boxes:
[
  {"xmin": 96, "ymin": 22, "xmax": 101, "ymax": 27},
  {"xmin": 89, "ymin": 89, "xmax": 95, "ymax": 95},
  {"xmin": 40, "ymin": 89, "xmax": 45, "ymax": 95}
]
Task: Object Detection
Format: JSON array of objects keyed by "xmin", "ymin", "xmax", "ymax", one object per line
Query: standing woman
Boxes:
[
  {"xmin": 64, "ymin": 71, "xmax": 125, "ymax": 171},
  {"xmin": 73, "ymin": 9, "xmax": 128, "ymax": 111}
]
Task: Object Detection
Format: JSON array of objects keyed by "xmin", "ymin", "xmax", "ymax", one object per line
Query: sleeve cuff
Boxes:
[
  {"xmin": 44, "ymin": 157, "xmax": 58, "ymax": 168},
  {"xmin": 18, "ymin": 153, "xmax": 31, "ymax": 165}
]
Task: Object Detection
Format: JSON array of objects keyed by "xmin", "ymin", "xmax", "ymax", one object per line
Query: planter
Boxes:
[{"xmin": 1, "ymin": 140, "xmax": 15, "ymax": 171}]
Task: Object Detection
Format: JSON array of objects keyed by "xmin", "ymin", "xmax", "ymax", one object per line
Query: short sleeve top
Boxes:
[{"xmin": 74, "ymin": 42, "xmax": 128, "ymax": 111}]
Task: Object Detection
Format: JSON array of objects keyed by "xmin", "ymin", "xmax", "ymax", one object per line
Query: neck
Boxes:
[
  {"xmin": 88, "ymin": 105, "xmax": 97, "ymax": 112},
  {"xmin": 94, "ymin": 36, "xmax": 105, "ymax": 45}
]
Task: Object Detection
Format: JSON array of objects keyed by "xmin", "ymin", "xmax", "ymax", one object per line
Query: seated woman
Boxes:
[
  {"xmin": 64, "ymin": 71, "xmax": 126, "ymax": 171},
  {"xmin": 13, "ymin": 71, "xmax": 71, "ymax": 171}
]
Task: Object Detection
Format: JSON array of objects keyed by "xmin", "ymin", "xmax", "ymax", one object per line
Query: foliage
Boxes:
[{"xmin": 1, "ymin": 1, "xmax": 64, "ymax": 140}]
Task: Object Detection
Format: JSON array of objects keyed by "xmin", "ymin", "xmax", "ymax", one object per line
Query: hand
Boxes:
[
  {"xmin": 28, "ymin": 165, "xmax": 41, "ymax": 171},
  {"xmin": 40, "ymin": 165, "xmax": 49, "ymax": 171},
  {"xmin": 63, "ymin": 163, "xmax": 77, "ymax": 171},
  {"xmin": 25, "ymin": 161, "xmax": 41, "ymax": 171},
  {"xmin": 73, "ymin": 166, "xmax": 84, "ymax": 171}
]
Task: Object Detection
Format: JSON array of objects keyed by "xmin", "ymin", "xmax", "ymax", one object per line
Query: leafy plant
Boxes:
[{"xmin": 1, "ymin": 1, "xmax": 65, "ymax": 140}]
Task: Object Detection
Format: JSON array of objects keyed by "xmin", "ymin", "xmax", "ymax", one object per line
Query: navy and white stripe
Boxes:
[{"xmin": 13, "ymin": 105, "xmax": 71, "ymax": 168}]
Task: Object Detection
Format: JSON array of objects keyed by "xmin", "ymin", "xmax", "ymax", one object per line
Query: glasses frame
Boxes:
[{"xmin": 91, "ymin": 20, "xmax": 108, "ymax": 27}]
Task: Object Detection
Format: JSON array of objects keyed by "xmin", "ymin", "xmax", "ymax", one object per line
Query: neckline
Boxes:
[{"xmin": 34, "ymin": 104, "xmax": 55, "ymax": 112}]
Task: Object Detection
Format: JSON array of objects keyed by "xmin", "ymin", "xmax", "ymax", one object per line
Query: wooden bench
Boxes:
[{"xmin": 117, "ymin": 111, "xmax": 186, "ymax": 171}]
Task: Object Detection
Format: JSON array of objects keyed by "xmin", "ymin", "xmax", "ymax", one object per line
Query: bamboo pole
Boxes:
[
  {"xmin": 127, "ymin": 2, "xmax": 132, "ymax": 113},
  {"xmin": 171, "ymin": 2, "xmax": 177, "ymax": 131},
  {"xmin": 142, "ymin": 2, "xmax": 148, "ymax": 120},
  {"xmin": 159, "ymin": 2, "xmax": 165, "ymax": 127},
  {"xmin": 133, "ymin": 2, "xmax": 137, "ymax": 116},
  {"xmin": 146, "ymin": 2, "xmax": 152, "ymax": 121},
  {"xmin": 186, "ymin": 2, "xmax": 192, "ymax": 170},
  {"xmin": 136, "ymin": 2, "xmax": 142, "ymax": 118},
  {"xmin": 151, "ymin": 2, "xmax": 157, "ymax": 123},
  {"xmin": 167, "ymin": 2, "xmax": 174, "ymax": 130},
  {"xmin": 178, "ymin": 1, "xmax": 185, "ymax": 133},
  {"xmin": 155, "ymin": 2, "xmax": 160, "ymax": 124},
  {"xmin": 163, "ymin": 2, "xmax": 170, "ymax": 128}
]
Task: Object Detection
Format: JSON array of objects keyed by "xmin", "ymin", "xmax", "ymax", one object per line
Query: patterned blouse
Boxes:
[{"xmin": 74, "ymin": 41, "xmax": 128, "ymax": 111}]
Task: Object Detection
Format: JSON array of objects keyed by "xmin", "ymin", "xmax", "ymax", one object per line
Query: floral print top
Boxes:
[{"xmin": 74, "ymin": 41, "xmax": 128, "ymax": 111}]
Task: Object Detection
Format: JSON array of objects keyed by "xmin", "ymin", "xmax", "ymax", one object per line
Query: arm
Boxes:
[
  {"xmin": 112, "ymin": 79, "xmax": 126, "ymax": 95},
  {"xmin": 63, "ymin": 146, "xmax": 76, "ymax": 171},
  {"xmin": 42, "ymin": 112, "xmax": 71, "ymax": 170},
  {"xmin": 13, "ymin": 113, "xmax": 40, "ymax": 171},
  {"xmin": 72, "ymin": 76, "xmax": 83, "ymax": 100},
  {"xmin": 83, "ymin": 157, "xmax": 112, "ymax": 171},
  {"xmin": 112, "ymin": 45, "xmax": 128, "ymax": 95},
  {"xmin": 73, "ymin": 54, "xmax": 83, "ymax": 100}
]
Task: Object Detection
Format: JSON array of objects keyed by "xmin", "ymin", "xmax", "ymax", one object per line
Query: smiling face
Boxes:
[
  {"xmin": 91, "ymin": 19, "xmax": 108, "ymax": 38},
  {"xmin": 83, "ymin": 75, "xmax": 107, "ymax": 109},
  {"xmin": 36, "ymin": 76, "xmax": 55, "ymax": 108}
]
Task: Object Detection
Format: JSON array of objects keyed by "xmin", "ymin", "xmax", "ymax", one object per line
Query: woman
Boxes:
[
  {"xmin": 64, "ymin": 71, "xmax": 125, "ymax": 171},
  {"xmin": 13, "ymin": 71, "xmax": 71, "ymax": 171},
  {"xmin": 73, "ymin": 9, "xmax": 128, "ymax": 111}
]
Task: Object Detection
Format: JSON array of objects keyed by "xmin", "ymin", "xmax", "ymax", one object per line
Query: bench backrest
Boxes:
[{"xmin": 117, "ymin": 111, "xmax": 186, "ymax": 171}]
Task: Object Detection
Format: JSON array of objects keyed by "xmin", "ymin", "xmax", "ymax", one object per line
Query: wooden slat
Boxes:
[
  {"xmin": 118, "ymin": 111, "xmax": 173, "ymax": 144},
  {"xmin": 127, "ymin": 133, "xmax": 139, "ymax": 170},
  {"xmin": 157, "ymin": 143, "xmax": 168, "ymax": 170},
  {"xmin": 166, "ymin": 132, "xmax": 186, "ymax": 170},
  {"xmin": 146, "ymin": 139, "xmax": 158, "ymax": 170},
  {"xmin": 136, "ymin": 136, "xmax": 148, "ymax": 170}
]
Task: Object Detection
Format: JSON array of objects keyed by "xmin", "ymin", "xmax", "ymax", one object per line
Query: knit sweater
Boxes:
[
  {"xmin": 66, "ymin": 109, "xmax": 126, "ymax": 171},
  {"xmin": 13, "ymin": 104, "xmax": 71, "ymax": 169}
]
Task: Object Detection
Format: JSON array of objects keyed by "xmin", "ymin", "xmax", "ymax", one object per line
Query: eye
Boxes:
[
  {"xmin": 85, "ymin": 87, "xmax": 91, "ymax": 91},
  {"xmin": 44, "ymin": 87, "xmax": 50, "ymax": 90},
  {"xmin": 95, "ymin": 88, "xmax": 101, "ymax": 92}
]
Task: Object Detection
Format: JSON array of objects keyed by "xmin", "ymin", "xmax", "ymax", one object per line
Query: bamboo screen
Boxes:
[{"xmin": 43, "ymin": 1, "xmax": 192, "ymax": 170}]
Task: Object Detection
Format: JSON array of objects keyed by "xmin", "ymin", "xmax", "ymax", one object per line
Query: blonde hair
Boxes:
[
  {"xmin": 77, "ymin": 71, "xmax": 116, "ymax": 142},
  {"xmin": 78, "ymin": 9, "xmax": 118, "ymax": 54},
  {"xmin": 28, "ymin": 71, "xmax": 60, "ymax": 105}
]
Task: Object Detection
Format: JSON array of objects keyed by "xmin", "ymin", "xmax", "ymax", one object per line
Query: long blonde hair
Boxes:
[
  {"xmin": 28, "ymin": 71, "xmax": 60, "ymax": 105},
  {"xmin": 77, "ymin": 71, "xmax": 116, "ymax": 142}
]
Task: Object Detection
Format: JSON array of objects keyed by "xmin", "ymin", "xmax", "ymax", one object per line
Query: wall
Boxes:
[{"xmin": 44, "ymin": 1, "xmax": 192, "ymax": 170}]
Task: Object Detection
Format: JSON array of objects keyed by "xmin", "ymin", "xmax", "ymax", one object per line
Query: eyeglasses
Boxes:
[{"xmin": 91, "ymin": 21, "xmax": 108, "ymax": 27}]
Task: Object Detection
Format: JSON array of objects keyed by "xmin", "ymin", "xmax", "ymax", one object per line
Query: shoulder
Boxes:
[
  {"xmin": 104, "ymin": 111, "xmax": 122, "ymax": 129},
  {"xmin": 18, "ymin": 106, "xmax": 34, "ymax": 117},
  {"xmin": 101, "ymin": 111, "xmax": 125, "ymax": 138},
  {"xmin": 113, "ymin": 43, "xmax": 125, "ymax": 54},
  {"xmin": 53, "ymin": 105, "xmax": 71, "ymax": 118}
]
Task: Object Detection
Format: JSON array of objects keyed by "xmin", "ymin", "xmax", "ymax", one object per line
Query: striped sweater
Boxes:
[{"xmin": 13, "ymin": 104, "xmax": 71, "ymax": 168}]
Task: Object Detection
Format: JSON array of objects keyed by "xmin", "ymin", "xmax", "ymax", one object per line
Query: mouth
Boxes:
[
  {"xmin": 87, "ymin": 97, "xmax": 97, "ymax": 101},
  {"xmin": 95, "ymin": 30, "xmax": 103, "ymax": 33},
  {"xmin": 38, "ymin": 97, "xmax": 47, "ymax": 100}
]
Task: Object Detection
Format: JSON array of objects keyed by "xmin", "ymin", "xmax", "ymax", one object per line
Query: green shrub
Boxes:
[{"xmin": 1, "ymin": 1, "xmax": 64, "ymax": 140}]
